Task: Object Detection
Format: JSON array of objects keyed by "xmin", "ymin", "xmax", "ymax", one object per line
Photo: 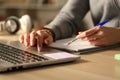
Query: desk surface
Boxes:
[{"xmin": 0, "ymin": 32, "xmax": 120, "ymax": 80}]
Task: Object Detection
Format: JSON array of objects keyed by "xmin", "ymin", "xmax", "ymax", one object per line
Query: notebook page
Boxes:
[{"xmin": 49, "ymin": 37, "xmax": 96, "ymax": 52}]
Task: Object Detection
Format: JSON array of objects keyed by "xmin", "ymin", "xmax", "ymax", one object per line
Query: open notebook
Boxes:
[{"xmin": 49, "ymin": 37, "xmax": 120, "ymax": 54}]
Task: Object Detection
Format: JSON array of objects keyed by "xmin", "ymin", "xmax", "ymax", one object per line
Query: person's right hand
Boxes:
[
  {"xmin": 76, "ymin": 27, "xmax": 120, "ymax": 46},
  {"xmin": 19, "ymin": 29, "xmax": 53, "ymax": 52}
]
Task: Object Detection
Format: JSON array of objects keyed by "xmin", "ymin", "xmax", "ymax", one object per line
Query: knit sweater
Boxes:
[{"xmin": 45, "ymin": 0, "xmax": 120, "ymax": 40}]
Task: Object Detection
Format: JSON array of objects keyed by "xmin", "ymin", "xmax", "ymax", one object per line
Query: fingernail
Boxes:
[
  {"xmin": 76, "ymin": 35, "xmax": 80, "ymax": 38},
  {"xmin": 38, "ymin": 47, "xmax": 41, "ymax": 52},
  {"xmin": 30, "ymin": 42, "xmax": 33, "ymax": 46},
  {"xmin": 19, "ymin": 40, "xmax": 23, "ymax": 43},
  {"xmin": 25, "ymin": 43, "xmax": 27, "ymax": 46},
  {"xmin": 25, "ymin": 42, "xmax": 29, "ymax": 47}
]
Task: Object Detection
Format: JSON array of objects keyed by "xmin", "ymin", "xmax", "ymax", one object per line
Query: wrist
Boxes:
[{"xmin": 41, "ymin": 28, "xmax": 55, "ymax": 41}]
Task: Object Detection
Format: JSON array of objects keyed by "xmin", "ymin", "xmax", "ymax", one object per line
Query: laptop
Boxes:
[{"xmin": 0, "ymin": 41, "xmax": 80, "ymax": 72}]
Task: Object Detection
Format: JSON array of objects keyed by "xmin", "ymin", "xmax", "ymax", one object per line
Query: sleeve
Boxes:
[{"xmin": 44, "ymin": 0, "xmax": 90, "ymax": 40}]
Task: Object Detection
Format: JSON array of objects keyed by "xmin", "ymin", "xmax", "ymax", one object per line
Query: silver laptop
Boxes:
[{"xmin": 0, "ymin": 41, "xmax": 79, "ymax": 72}]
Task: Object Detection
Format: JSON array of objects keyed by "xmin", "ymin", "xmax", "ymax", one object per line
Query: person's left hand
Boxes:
[{"xmin": 76, "ymin": 26, "xmax": 120, "ymax": 46}]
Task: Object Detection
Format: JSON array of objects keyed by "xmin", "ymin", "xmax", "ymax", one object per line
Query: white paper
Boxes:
[{"xmin": 49, "ymin": 37, "xmax": 97, "ymax": 51}]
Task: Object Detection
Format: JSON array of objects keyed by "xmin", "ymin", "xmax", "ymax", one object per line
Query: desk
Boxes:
[{"xmin": 0, "ymin": 33, "xmax": 120, "ymax": 80}]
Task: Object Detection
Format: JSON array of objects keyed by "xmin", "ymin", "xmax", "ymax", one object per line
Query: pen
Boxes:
[
  {"xmin": 95, "ymin": 19, "xmax": 109, "ymax": 26},
  {"xmin": 66, "ymin": 19, "xmax": 110, "ymax": 46}
]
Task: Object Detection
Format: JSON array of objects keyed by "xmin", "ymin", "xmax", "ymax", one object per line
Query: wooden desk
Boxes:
[
  {"xmin": 0, "ymin": 33, "xmax": 120, "ymax": 80},
  {"xmin": 0, "ymin": 32, "xmax": 20, "ymax": 42}
]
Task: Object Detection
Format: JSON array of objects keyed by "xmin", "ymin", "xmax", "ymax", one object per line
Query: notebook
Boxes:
[
  {"xmin": 49, "ymin": 37, "xmax": 120, "ymax": 54},
  {"xmin": 0, "ymin": 41, "xmax": 79, "ymax": 72}
]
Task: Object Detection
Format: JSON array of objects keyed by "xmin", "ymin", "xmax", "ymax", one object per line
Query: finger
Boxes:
[
  {"xmin": 85, "ymin": 27, "xmax": 100, "ymax": 36},
  {"xmin": 44, "ymin": 35, "xmax": 53, "ymax": 45},
  {"xmin": 89, "ymin": 39, "xmax": 102, "ymax": 46},
  {"xmin": 78, "ymin": 32, "xmax": 83, "ymax": 35},
  {"xmin": 89, "ymin": 38, "xmax": 107, "ymax": 46},
  {"xmin": 85, "ymin": 31, "xmax": 103, "ymax": 41},
  {"xmin": 76, "ymin": 32, "xmax": 88, "ymax": 40},
  {"xmin": 24, "ymin": 33, "xmax": 30, "ymax": 47},
  {"xmin": 30, "ymin": 31, "xmax": 36, "ymax": 46},
  {"xmin": 78, "ymin": 27, "xmax": 100, "ymax": 39},
  {"xmin": 19, "ymin": 35, "xmax": 24, "ymax": 43},
  {"xmin": 36, "ymin": 31, "xmax": 43, "ymax": 52},
  {"xmin": 75, "ymin": 32, "xmax": 82, "ymax": 38}
]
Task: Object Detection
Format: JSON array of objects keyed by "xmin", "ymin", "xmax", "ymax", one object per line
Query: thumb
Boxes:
[
  {"xmin": 75, "ymin": 32, "xmax": 82, "ymax": 38},
  {"xmin": 44, "ymin": 36, "xmax": 53, "ymax": 45}
]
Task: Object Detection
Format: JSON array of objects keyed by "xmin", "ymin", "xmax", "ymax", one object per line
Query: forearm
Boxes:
[{"xmin": 44, "ymin": 0, "xmax": 89, "ymax": 40}]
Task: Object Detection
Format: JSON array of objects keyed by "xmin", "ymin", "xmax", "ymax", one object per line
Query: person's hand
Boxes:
[
  {"xmin": 19, "ymin": 29, "xmax": 53, "ymax": 51},
  {"xmin": 76, "ymin": 27, "xmax": 120, "ymax": 46}
]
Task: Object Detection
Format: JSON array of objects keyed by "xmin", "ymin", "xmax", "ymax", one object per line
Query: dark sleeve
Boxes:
[{"xmin": 44, "ymin": 0, "xmax": 90, "ymax": 40}]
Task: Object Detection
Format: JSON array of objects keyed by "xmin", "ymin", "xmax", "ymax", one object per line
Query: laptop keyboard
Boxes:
[{"xmin": 0, "ymin": 43, "xmax": 48, "ymax": 65}]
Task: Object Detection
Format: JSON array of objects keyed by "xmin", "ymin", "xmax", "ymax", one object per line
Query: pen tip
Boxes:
[
  {"xmin": 66, "ymin": 42, "xmax": 72, "ymax": 46},
  {"xmin": 66, "ymin": 43, "xmax": 70, "ymax": 46}
]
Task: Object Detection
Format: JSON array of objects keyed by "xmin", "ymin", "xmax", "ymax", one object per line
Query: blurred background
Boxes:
[
  {"xmin": 0, "ymin": 0, "xmax": 93, "ymax": 41},
  {"xmin": 0, "ymin": 0, "xmax": 93, "ymax": 27},
  {"xmin": 0, "ymin": 0, "xmax": 68, "ymax": 26}
]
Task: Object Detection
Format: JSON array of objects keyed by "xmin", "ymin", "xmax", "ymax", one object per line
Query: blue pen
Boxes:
[
  {"xmin": 95, "ymin": 19, "xmax": 109, "ymax": 26},
  {"xmin": 67, "ymin": 19, "xmax": 110, "ymax": 45}
]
